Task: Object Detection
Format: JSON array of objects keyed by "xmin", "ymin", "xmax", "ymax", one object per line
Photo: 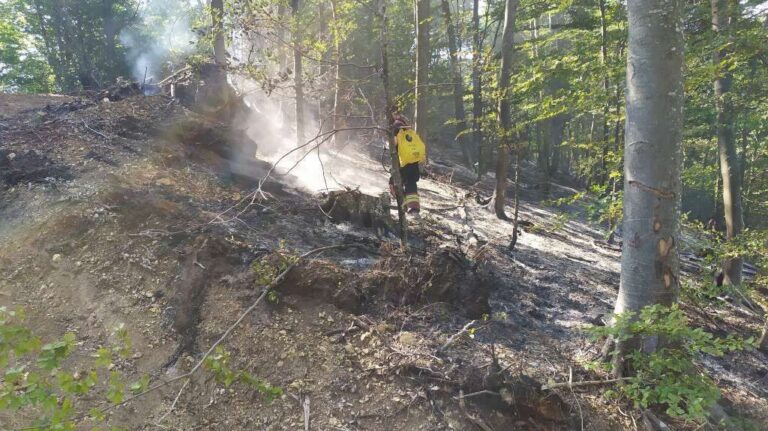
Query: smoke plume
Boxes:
[{"xmin": 120, "ymin": 0, "xmax": 198, "ymax": 83}]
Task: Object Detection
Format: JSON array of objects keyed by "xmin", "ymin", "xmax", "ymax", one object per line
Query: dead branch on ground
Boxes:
[
  {"xmin": 81, "ymin": 120, "xmax": 110, "ymax": 140},
  {"xmin": 541, "ymin": 376, "xmax": 631, "ymax": 391},
  {"xmin": 438, "ymin": 320, "xmax": 476, "ymax": 353}
]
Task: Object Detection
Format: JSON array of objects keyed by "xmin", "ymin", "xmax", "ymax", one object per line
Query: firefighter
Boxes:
[{"xmin": 388, "ymin": 113, "xmax": 426, "ymax": 215}]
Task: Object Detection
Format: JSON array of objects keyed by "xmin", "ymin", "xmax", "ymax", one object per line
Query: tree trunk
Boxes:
[
  {"xmin": 378, "ymin": 0, "xmax": 407, "ymax": 248},
  {"xmin": 712, "ymin": 0, "xmax": 743, "ymax": 285},
  {"xmin": 612, "ymin": 0, "xmax": 684, "ymax": 376},
  {"xmin": 531, "ymin": 19, "xmax": 550, "ymax": 194},
  {"xmin": 292, "ymin": 0, "xmax": 305, "ymax": 147},
  {"xmin": 508, "ymin": 144, "xmax": 521, "ymax": 250},
  {"xmin": 598, "ymin": 0, "xmax": 611, "ymax": 186},
  {"xmin": 441, "ymin": 0, "xmax": 472, "ymax": 167},
  {"xmin": 537, "ymin": 122, "xmax": 548, "ymax": 181},
  {"xmin": 330, "ymin": 0, "xmax": 342, "ymax": 146},
  {"xmin": 493, "ymin": 0, "xmax": 519, "ymax": 219},
  {"xmin": 277, "ymin": 2, "xmax": 288, "ymax": 124},
  {"xmin": 414, "ymin": 0, "xmax": 430, "ymax": 146},
  {"xmin": 548, "ymin": 114, "xmax": 565, "ymax": 179},
  {"xmin": 553, "ymin": 123, "xmax": 564, "ymax": 176},
  {"xmin": 211, "ymin": 0, "xmax": 226, "ymax": 66},
  {"xmin": 472, "ymin": 0, "xmax": 483, "ymax": 178},
  {"xmin": 759, "ymin": 318, "xmax": 768, "ymax": 352},
  {"xmin": 317, "ymin": 2, "xmax": 328, "ymax": 125}
]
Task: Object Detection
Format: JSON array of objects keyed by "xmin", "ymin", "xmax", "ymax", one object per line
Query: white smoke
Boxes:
[
  {"xmin": 230, "ymin": 74, "xmax": 386, "ymax": 195},
  {"xmin": 120, "ymin": 5, "xmax": 387, "ymax": 195},
  {"xmin": 120, "ymin": 0, "xmax": 199, "ymax": 83}
]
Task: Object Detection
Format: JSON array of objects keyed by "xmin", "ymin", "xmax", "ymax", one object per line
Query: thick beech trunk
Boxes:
[
  {"xmin": 612, "ymin": 0, "xmax": 684, "ymax": 375},
  {"xmin": 211, "ymin": 0, "xmax": 226, "ymax": 66}
]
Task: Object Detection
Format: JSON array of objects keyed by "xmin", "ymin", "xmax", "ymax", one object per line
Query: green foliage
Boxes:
[
  {"xmin": 680, "ymin": 222, "xmax": 767, "ymax": 307},
  {"xmin": 203, "ymin": 346, "xmax": 282, "ymax": 402},
  {"xmin": 0, "ymin": 306, "xmax": 148, "ymax": 429},
  {"xmin": 0, "ymin": 307, "xmax": 281, "ymax": 428},
  {"xmin": 0, "ymin": 3, "xmax": 55, "ymax": 92},
  {"xmin": 587, "ymin": 304, "xmax": 754, "ymax": 422},
  {"xmin": 547, "ymin": 183, "xmax": 622, "ymax": 238},
  {"xmin": 251, "ymin": 242, "xmax": 298, "ymax": 286},
  {"xmin": 585, "ymin": 184, "xmax": 623, "ymax": 239}
]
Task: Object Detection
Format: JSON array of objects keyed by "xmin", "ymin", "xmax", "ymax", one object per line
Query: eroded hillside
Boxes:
[{"xmin": 1, "ymin": 93, "xmax": 766, "ymax": 431}]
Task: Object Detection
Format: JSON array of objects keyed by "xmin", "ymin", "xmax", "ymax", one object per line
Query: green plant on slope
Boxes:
[
  {"xmin": 0, "ymin": 306, "xmax": 280, "ymax": 430},
  {"xmin": 587, "ymin": 304, "xmax": 754, "ymax": 423}
]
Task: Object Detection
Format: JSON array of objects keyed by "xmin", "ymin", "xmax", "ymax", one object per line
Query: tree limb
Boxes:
[{"xmin": 541, "ymin": 377, "xmax": 631, "ymax": 391}]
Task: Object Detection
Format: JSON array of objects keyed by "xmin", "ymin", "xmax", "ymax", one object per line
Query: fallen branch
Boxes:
[
  {"xmin": 205, "ymin": 125, "xmax": 387, "ymax": 229},
  {"xmin": 303, "ymin": 395, "xmax": 311, "ymax": 431},
  {"xmin": 541, "ymin": 376, "xmax": 631, "ymax": 391},
  {"xmin": 457, "ymin": 389, "xmax": 495, "ymax": 431},
  {"xmin": 438, "ymin": 320, "xmax": 476, "ymax": 353},
  {"xmin": 157, "ymin": 66, "xmax": 191, "ymax": 86},
  {"xmin": 81, "ymin": 120, "xmax": 109, "ymax": 140},
  {"xmin": 454, "ymin": 390, "xmax": 500, "ymax": 400}
]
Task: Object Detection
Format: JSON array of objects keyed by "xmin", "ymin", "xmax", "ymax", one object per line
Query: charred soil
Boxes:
[{"xmin": 0, "ymin": 93, "xmax": 766, "ymax": 431}]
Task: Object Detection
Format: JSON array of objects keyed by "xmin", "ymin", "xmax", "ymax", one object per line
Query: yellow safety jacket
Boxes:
[{"xmin": 395, "ymin": 128, "xmax": 426, "ymax": 166}]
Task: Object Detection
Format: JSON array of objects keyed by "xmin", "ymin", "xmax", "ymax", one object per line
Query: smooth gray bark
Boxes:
[
  {"xmin": 712, "ymin": 0, "xmax": 744, "ymax": 285},
  {"xmin": 612, "ymin": 0, "xmax": 684, "ymax": 372},
  {"xmin": 493, "ymin": 0, "xmax": 519, "ymax": 219}
]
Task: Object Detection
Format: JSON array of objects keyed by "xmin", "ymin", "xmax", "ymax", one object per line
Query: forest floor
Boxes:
[{"xmin": 0, "ymin": 92, "xmax": 766, "ymax": 431}]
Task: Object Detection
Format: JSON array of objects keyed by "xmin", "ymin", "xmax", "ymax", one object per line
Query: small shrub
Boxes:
[
  {"xmin": 0, "ymin": 307, "xmax": 281, "ymax": 429},
  {"xmin": 587, "ymin": 304, "xmax": 754, "ymax": 423},
  {"xmin": 0, "ymin": 306, "xmax": 141, "ymax": 429},
  {"xmin": 203, "ymin": 346, "xmax": 282, "ymax": 402}
]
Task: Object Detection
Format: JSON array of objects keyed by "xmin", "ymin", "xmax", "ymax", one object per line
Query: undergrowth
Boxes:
[
  {"xmin": 587, "ymin": 304, "xmax": 755, "ymax": 423},
  {"xmin": 0, "ymin": 306, "xmax": 280, "ymax": 430},
  {"xmin": 547, "ymin": 183, "xmax": 622, "ymax": 240}
]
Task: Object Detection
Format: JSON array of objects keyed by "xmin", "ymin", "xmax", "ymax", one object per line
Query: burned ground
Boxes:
[{"xmin": 0, "ymin": 93, "xmax": 766, "ymax": 430}]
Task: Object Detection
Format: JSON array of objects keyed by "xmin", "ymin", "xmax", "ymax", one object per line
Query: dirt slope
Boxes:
[{"xmin": 0, "ymin": 93, "xmax": 766, "ymax": 431}]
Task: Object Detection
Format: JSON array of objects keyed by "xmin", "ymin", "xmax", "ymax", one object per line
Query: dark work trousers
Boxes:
[
  {"xmin": 389, "ymin": 163, "xmax": 420, "ymax": 193},
  {"xmin": 389, "ymin": 163, "xmax": 421, "ymax": 212}
]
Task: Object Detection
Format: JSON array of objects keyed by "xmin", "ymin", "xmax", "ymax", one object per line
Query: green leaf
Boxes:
[
  {"xmin": 107, "ymin": 371, "xmax": 125, "ymax": 404},
  {"xmin": 94, "ymin": 347, "xmax": 113, "ymax": 368},
  {"xmin": 89, "ymin": 407, "xmax": 106, "ymax": 422},
  {"xmin": 130, "ymin": 374, "xmax": 150, "ymax": 394}
]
